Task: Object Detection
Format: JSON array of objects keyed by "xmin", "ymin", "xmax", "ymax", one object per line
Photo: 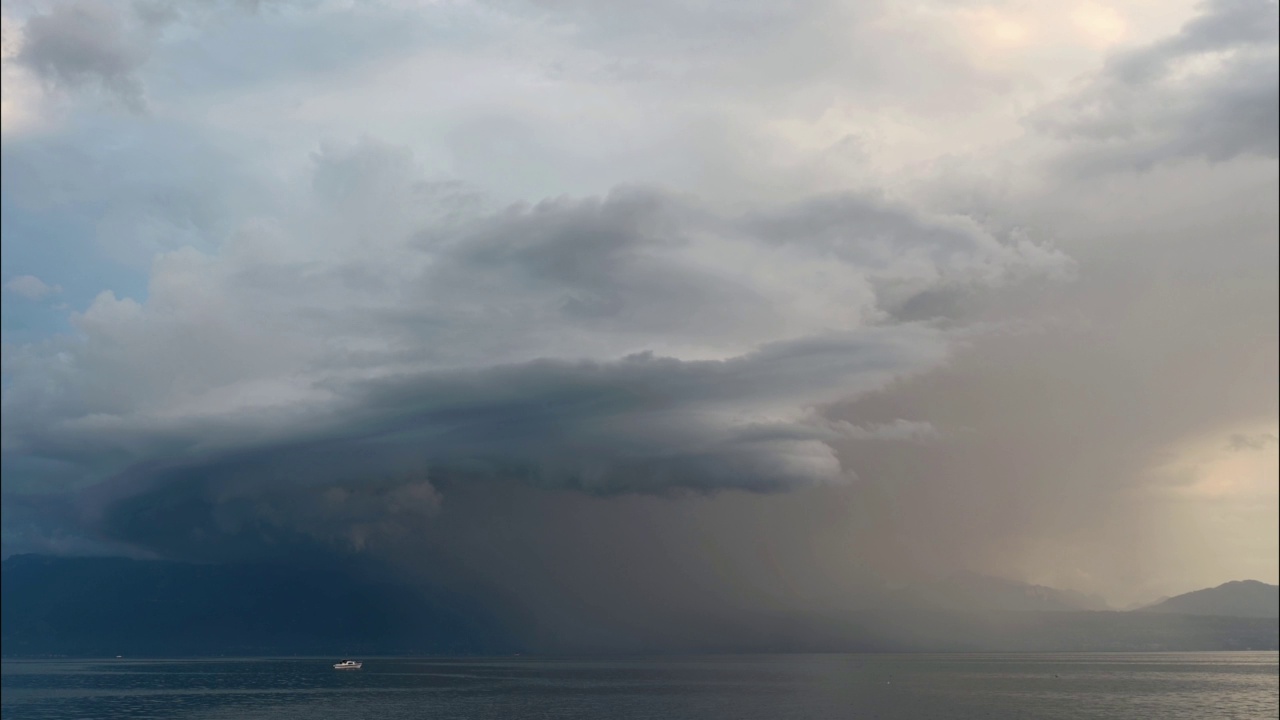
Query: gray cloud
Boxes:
[
  {"xmin": 1228, "ymin": 432, "xmax": 1278, "ymax": 451},
  {"xmin": 17, "ymin": 1, "xmax": 156, "ymax": 110},
  {"xmin": 1109, "ymin": 0, "xmax": 1278, "ymax": 84},
  {"xmin": 1030, "ymin": 0, "xmax": 1280, "ymax": 170},
  {"xmin": 3, "ymin": 274, "xmax": 61, "ymax": 300},
  {"xmin": 13, "ymin": 0, "xmax": 290, "ymax": 112}
]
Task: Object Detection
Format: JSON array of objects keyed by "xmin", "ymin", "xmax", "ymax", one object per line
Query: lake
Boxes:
[{"xmin": 3, "ymin": 652, "xmax": 1276, "ymax": 719}]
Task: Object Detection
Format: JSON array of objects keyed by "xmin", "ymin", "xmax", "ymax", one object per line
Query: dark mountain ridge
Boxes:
[
  {"xmin": 3, "ymin": 555, "xmax": 1276, "ymax": 656},
  {"xmin": 1, "ymin": 554, "xmax": 513, "ymax": 657},
  {"xmin": 1138, "ymin": 580, "xmax": 1279, "ymax": 618}
]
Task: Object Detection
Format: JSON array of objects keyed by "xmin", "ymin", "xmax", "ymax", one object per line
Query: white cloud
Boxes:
[
  {"xmin": 1, "ymin": 10, "xmax": 48, "ymax": 136},
  {"xmin": 4, "ymin": 274, "xmax": 62, "ymax": 300}
]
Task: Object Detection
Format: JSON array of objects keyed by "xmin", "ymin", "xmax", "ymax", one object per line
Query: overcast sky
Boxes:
[{"xmin": 1, "ymin": 0, "xmax": 1276, "ymax": 633}]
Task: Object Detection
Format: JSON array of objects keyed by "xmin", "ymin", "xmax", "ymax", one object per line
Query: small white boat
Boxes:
[{"xmin": 333, "ymin": 660, "xmax": 363, "ymax": 670}]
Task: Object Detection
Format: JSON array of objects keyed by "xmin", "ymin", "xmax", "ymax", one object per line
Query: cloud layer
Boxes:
[
  {"xmin": 2, "ymin": 143, "xmax": 1066, "ymax": 498},
  {"xmin": 1032, "ymin": 0, "xmax": 1279, "ymax": 170}
]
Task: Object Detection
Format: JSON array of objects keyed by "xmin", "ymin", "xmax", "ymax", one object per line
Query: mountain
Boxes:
[
  {"xmin": 881, "ymin": 573, "xmax": 1111, "ymax": 614},
  {"xmin": 1, "ymin": 554, "xmax": 514, "ymax": 657},
  {"xmin": 1122, "ymin": 596, "xmax": 1169, "ymax": 612},
  {"xmin": 1138, "ymin": 580, "xmax": 1279, "ymax": 618},
  {"xmin": 3, "ymin": 556, "xmax": 1276, "ymax": 656},
  {"xmin": 848, "ymin": 607, "xmax": 1277, "ymax": 653}
]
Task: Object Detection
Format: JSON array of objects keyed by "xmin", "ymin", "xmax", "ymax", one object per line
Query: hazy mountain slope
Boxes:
[
  {"xmin": 1140, "ymin": 580, "xmax": 1279, "ymax": 618},
  {"xmin": 882, "ymin": 573, "xmax": 1111, "ymax": 613}
]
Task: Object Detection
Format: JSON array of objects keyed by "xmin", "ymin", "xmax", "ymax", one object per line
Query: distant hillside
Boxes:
[
  {"xmin": 882, "ymin": 573, "xmax": 1111, "ymax": 614},
  {"xmin": 3, "ymin": 556, "xmax": 1276, "ymax": 656},
  {"xmin": 1, "ymin": 554, "xmax": 513, "ymax": 657},
  {"xmin": 849, "ymin": 607, "xmax": 1278, "ymax": 653},
  {"xmin": 1139, "ymin": 580, "xmax": 1279, "ymax": 618},
  {"xmin": 1122, "ymin": 596, "xmax": 1168, "ymax": 612}
]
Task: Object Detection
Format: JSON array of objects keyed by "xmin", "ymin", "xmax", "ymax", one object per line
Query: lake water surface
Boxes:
[{"xmin": 3, "ymin": 652, "xmax": 1276, "ymax": 719}]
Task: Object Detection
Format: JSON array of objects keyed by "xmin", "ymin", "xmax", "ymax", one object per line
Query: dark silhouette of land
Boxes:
[
  {"xmin": 1138, "ymin": 580, "xmax": 1279, "ymax": 618},
  {"xmin": 0, "ymin": 554, "xmax": 512, "ymax": 657},
  {"xmin": 3, "ymin": 555, "xmax": 1276, "ymax": 656}
]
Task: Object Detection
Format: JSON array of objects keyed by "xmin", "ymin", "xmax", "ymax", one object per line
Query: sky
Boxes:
[{"xmin": 1, "ymin": 0, "xmax": 1277, "ymax": 642}]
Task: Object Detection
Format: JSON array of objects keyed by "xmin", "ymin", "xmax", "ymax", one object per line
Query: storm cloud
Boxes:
[
  {"xmin": 1031, "ymin": 0, "xmax": 1279, "ymax": 170},
  {"xmin": 2, "ymin": 0, "xmax": 1276, "ymax": 647}
]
